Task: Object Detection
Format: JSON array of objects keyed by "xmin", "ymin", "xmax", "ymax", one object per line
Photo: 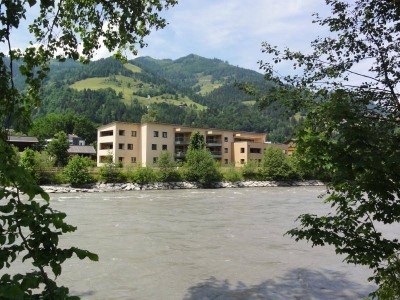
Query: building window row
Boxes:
[
  {"xmin": 153, "ymin": 131, "xmax": 168, "ymax": 138},
  {"xmin": 118, "ymin": 143, "xmax": 134, "ymax": 150},
  {"xmin": 100, "ymin": 130, "xmax": 113, "ymax": 137},
  {"xmin": 152, "ymin": 144, "xmax": 168, "ymax": 151}
]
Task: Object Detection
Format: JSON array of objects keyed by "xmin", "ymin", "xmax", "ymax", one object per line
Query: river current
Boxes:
[{"xmin": 26, "ymin": 187, "xmax": 385, "ymax": 299}]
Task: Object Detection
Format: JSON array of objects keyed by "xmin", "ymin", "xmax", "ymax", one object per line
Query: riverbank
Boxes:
[{"xmin": 41, "ymin": 180, "xmax": 325, "ymax": 193}]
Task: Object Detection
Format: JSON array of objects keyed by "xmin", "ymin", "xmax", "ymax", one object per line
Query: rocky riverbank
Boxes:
[{"xmin": 41, "ymin": 180, "xmax": 325, "ymax": 193}]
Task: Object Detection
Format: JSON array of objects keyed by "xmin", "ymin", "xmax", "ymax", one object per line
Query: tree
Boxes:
[
  {"xmin": 0, "ymin": 0, "xmax": 177, "ymax": 298},
  {"xmin": 188, "ymin": 130, "xmax": 205, "ymax": 150},
  {"xmin": 63, "ymin": 156, "xmax": 94, "ymax": 186},
  {"xmin": 20, "ymin": 148, "xmax": 40, "ymax": 182},
  {"xmin": 47, "ymin": 131, "xmax": 70, "ymax": 167},
  {"xmin": 259, "ymin": 0, "xmax": 400, "ymax": 297},
  {"xmin": 157, "ymin": 151, "xmax": 181, "ymax": 182},
  {"xmin": 260, "ymin": 147, "xmax": 294, "ymax": 181},
  {"xmin": 183, "ymin": 149, "xmax": 222, "ymax": 187}
]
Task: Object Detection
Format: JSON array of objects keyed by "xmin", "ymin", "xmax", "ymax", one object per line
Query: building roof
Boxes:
[
  {"xmin": 68, "ymin": 145, "xmax": 96, "ymax": 155},
  {"xmin": 97, "ymin": 121, "xmax": 266, "ymax": 137},
  {"xmin": 7, "ymin": 136, "xmax": 39, "ymax": 143}
]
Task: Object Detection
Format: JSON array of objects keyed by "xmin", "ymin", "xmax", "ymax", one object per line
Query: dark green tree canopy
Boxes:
[
  {"xmin": 259, "ymin": 0, "xmax": 400, "ymax": 297},
  {"xmin": 0, "ymin": 0, "xmax": 177, "ymax": 298},
  {"xmin": 188, "ymin": 130, "xmax": 205, "ymax": 150}
]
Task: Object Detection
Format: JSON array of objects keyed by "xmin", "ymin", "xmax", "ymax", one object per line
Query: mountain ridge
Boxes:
[{"xmin": 9, "ymin": 53, "xmax": 300, "ymax": 142}]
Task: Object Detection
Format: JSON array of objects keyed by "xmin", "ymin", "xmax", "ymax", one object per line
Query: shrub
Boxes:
[
  {"xmin": 20, "ymin": 148, "xmax": 40, "ymax": 182},
  {"xmin": 157, "ymin": 151, "xmax": 181, "ymax": 182},
  {"xmin": 63, "ymin": 156, "xmax": 94, "ymax": 186},
  {"xmin": 223, "ymin": 165, "xmax": 243, "ymax": 182},
  {"xmin": 260, "ymin": 147, "xmax": 294, "ymax": 180},
  {"xmin": 99, "ymin": 162, "xmax": 126, "ymax": 183},
  {"xmin": 183, "ymin": 149, "xmax": 222, "ymax": 186},
  {"xmin": 132, "ymin": 166, "xmax": 157, "ymax": 185},
  {"xmin": 241, "ymin": 160, "xmax": 260, "ymax": 180}
]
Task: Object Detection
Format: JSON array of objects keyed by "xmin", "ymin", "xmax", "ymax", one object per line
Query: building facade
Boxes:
[{"xmin": 97, "ymin": 122, "xmax": 275, "ymax": 167}]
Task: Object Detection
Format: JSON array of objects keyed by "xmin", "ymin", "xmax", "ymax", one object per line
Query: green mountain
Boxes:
[{"xmin": 10, "ymin": 54, "xmax": 300, "ymax": 142}]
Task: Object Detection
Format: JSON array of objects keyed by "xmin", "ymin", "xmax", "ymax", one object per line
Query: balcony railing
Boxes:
[
  {"xmin": 174, "ymin": 151, "xmax": 186, "ymax": 158},
  {"xmin": 206, "ymin": 142, "xmax": 222, "ymax": 147},
  {"xmin": 210, "ymin": 151, "xmax": 222, "ymax": 158},
  {"xmin": 174, "ymin": 139, "xmax": 190, "ymax": 145}
]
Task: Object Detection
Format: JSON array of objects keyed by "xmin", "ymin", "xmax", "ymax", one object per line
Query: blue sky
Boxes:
[
  {"xmin": 131, "ymin": 0, "xmax": 331, "ymax": 73},
  {"xmin": 5, "ymin": 0, "xmax": 331, "ymax": 74}
]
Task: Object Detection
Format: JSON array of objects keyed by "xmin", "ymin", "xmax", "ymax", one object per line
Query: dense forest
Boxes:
[{"xmin": 11, "ymin": 55, "xmax": 302, "ymax": 142}]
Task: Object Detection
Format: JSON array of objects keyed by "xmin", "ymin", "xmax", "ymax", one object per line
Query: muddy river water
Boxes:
[{"xmin": 32, "ymin": 187, "xmax": 392, "ymax": 299}]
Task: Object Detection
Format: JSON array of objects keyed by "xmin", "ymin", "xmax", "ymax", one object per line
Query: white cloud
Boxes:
[
  {"xmin": 4, "ymin": 0, "xmax": 330, "ymax": 73},
  {"xmin": 138, "ymin": 0, "xmax": 329, "ymax": 71}
]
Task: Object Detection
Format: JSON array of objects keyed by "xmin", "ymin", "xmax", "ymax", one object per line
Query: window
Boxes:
[
  {"xmin": 224, "ymin": 137, "xmax": 228, "ymax": 142},
  {"xmin": 240, "ymin": 159, "xmax": 245, "ymax": 164},
  {"xmin": 118, "ymin": 143, "xmax": 124, "ymax": 150},
  {"xmin": 131, "ymin": 131, "xmax": 137, "ymax": 137},
  {"xmin": 152, "ymin": 144, "xmax": 157, "ymax": 150},
  {"xmin": 162, "ymin": 144, "xmax": 167, "ymax": 151},
  {"xmin": 131, "ymin": 157, "xmax": 136, "ymax": 163},
  {"xmin": 162, "ymin": 132, "xmax": 168, "ymax": 138},
  {"xmin": 100, "ymin": 143, "xmax": 113, "ymax": 150},
  {"xmin": 153, "ymin": 157, "xmax": 158, "ymax": 164},
  {"xmin": 224, "ymin": 148, "xmax": 228, "ymax": 153},
  {"xmin": 224, "ymin": 159, "xmax": 229, "ymax": 164},
  {"xmin": 119, "ymin": 130, "xmax": 125, "ymax": 136},
  {"xmin": 100, "ymin": 130, "xmax": 113, "ymax": 137},
  {"xmin": 153, "ymin": 131, "xmax": 159, "ymax": 137},
  {"xmin": 118, "ymin": 157, "xmax": 124, "ymax": 162},
  {"xmin": 240, "ymin": 147, "xmax": 245, "ymax": 153},
  {"xmin": 250, "ymin": 148, "xmax": 261, "ymax": 154},
  {"xmin": 127, "ymin": 144, "xmax": 133, "ymax": 150}
]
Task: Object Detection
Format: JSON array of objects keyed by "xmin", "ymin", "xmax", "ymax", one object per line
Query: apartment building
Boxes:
[{"xmin": 97, "ymin": 122, "xmax": 270, "ymax": 167}]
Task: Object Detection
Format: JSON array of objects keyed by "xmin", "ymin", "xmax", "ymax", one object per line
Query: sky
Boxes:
[
  {"xmin": 5, "ymin": 0, "xmax": 332, "ymax": 74},
  {"xmin": 128, "ymin": 0, "xmax": 331, "ymax": 73}
]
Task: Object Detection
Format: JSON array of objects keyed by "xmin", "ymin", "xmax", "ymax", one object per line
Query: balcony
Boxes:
[
  {"xmin": 174, "ymin": 151, "xmax": 186, "ymax": 158},
  {"xmin": 210, "ymin": 151, "xmax": 222, "ymax": 158},
  {"xmin": 175, "ymin": 139, "xmax": 190, "ymax": 145}
]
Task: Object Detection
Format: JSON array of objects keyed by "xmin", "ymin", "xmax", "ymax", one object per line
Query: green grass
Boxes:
[
  {"xmin": 124, "ymin": 63, "xmax": 142, "ymax": 73},
  {"xmin": 70, "ymin": 75, "xmax": 206, "ymax": 110},
  {"xmin": 242, "ymin": 100, "xmax": 256, "ymax": 106},
  {"xmin": 195, "ymin": 75, "xmax": 223, "ymax": 95}
]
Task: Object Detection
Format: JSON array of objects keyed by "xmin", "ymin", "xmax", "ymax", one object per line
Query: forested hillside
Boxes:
[{"xmin": 12, "ymin": 55, "xmax": 301, "ymax": 142}]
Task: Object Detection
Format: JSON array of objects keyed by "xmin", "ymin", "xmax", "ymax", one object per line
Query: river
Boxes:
[{"xmin": 32, "ymin": 187, "xmax": 383, "ymax": 298}]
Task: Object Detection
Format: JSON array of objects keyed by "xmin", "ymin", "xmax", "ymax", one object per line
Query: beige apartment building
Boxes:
[{"xmin": 97, "ymin": 122, "xmax": 277, "ymax": 167}]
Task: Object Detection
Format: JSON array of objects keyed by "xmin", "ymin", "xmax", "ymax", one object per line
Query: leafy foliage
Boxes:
[
  {"xmin": 47, "ymin": 131, "xmax": 70, "ymax": 167},
  {"xmin": 1, "ymin": 0, "xmax": 177, "ymax": 297},
  {"xmin": 10, "ymin": 54, "xmax": 301, "ymax": 143},
  {"xmin": 0, "ymin": 140, "xmax": 98, "ymax": 299},
  {"xmin": 98, "ymin": 159, "xmax": 126, "ymax": 183},
  {"xmin": 132, "ymin": 166, "xmax": 157, "ymax": 185},
  {"xmin": 157, "ymin": 151, "xmax": 181, "ymax": 182},
  {"xmin": 63, "ymin": 156, "xmax": 94, "ymax": 186},
  {"xmin": 29, "ymin": 113, "xmax": 98, "ymax": 144},
  {"xmin": 183, "ymin": 149, "xmax": 222, "ymax": 187},
  {"xmin": 260, "ymin": 147, "xmax": 295, "ymax": 181},
  {"xmin": 241, "ymin": 160, "xmax": 260, "ymax": 180},
  {"xmin": 188, "ymin": 131, "xmax": 205, "ymax": 150},
  {"xmin": 222, "ymin": 165, "xmax": 243, "ymax": 182},
  {"xmin": 260, "ymin": 0, "xmax": 400, "ymax": 296}
]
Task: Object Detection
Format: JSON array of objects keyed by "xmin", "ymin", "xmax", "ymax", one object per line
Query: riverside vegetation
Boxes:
[
  {"xmin": 0, "ymin": 0, "xmax": 177, "ymax": 298},
  {"xmin": 18, "ymin": 145, "xmax": 319, "ymax": 188}
]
